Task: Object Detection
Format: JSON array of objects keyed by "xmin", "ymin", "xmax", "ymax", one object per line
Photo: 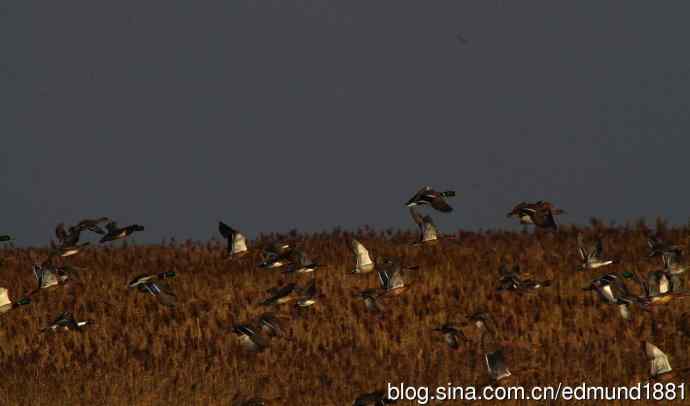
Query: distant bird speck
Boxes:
[{"xmin": 456, "ymin": 33, "xmax": 469, "ymax": 45}]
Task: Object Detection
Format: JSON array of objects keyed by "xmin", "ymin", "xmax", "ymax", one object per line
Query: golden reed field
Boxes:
[{"xmin": 1, "ymin": 220, "xmax": 689, "ymax": 405}]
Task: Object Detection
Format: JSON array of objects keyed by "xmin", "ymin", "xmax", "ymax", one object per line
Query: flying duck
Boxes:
[
  {"xmin": 506, "ymin": 201, "xmax": 564, "ymax": 230},
  {"xmin": 75, "ymin": 217, "xmax": 110, "ymax": 235},
  {"xmin": 496, "ymin": 264, "xmax": 551, "ymax": 294},
  {"xmin": 583, "ymin": 273, "xmax": 635, "ymax": 320},
  {"xmin": 639, "ymin": 248, "xmax": 690, "ymax": 299},
  {"xmin": 625, "ymin": 270, "xmax": 690, "ymax": 309},
  {"xmin": 0, "ymin": 287, "xmax": 30, "ymax": 314},
  {"xmin": 405, "ymin": 186, "xmax": 455, "ymax": 212},
  {"xmin": 351, "ymin": 239, "xmax": 375, "ymax": 274},
  {"xmin": 218, "ymin": 221, "xmax": 249, "ymax": 257},
  {"xmin": 283, "ymin": 250, "xmax": 320, "ymax": 274},
  {"xmin": 100, "ymin": 221, "xmax": 145, "ymax": 243},
  {"xmin": 295, "ymin": 277, "xmax": 321, "ymax": 308},
  {"xmin": 648, "ymin": 236, "xmax": 683, "ymax": 258},
  {"xmin": 577, "ymin": 234, "xmax": 616, "ymax": 270},
  {"xmin": 42, "ymin": 311, "xmax": 93, "ymax": 332},
  {"xmin": 232, "ymin": 324, "xmax": 268, "ymax": 352},
  {"xmin": 32, "ymin": 264, "xmax": 68, "ymax": 290},
  {"xmin": 258, "ymin": 242, "xmax": 294, "ymax": 269},
  {"xmin": 52, "ymin": 223, "xmax": 89, "ymax": 257},
  {"xmin": 376, "ymin": 259, "xmax": 411, "ymax": 296},
  {"xmin": 128, "ymin": 272, "xmax": 177, "ymax": 307}
]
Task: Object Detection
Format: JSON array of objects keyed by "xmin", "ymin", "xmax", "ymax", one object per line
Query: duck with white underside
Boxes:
[
  {"xmin": 100, "ymin": 220, "xmax": 145, "ymax": 243},
  {"xmin": 218, "ymin": 221, "xmax": 249, "ymax": 257},
  {"xmin": 405, "ymin": 185, "xmax": 455, "ymax": 212},
  {"xmin": 128, "ymin": 272, "xmax": 177, "ymax": 307},
  {"xmin": 42, "ymin": 311, "xmax": 93, "ymax": 332},
  {"xmin": 350, "ymin": 239, "xmax": 375, "ymax": 274},
  {"xmin": 577, "ymin": 234, "xmax": 616, "ymax": 270},
  {"xmin": 506, "ymin": 201, "xmax": 564, "ymax": 230}
]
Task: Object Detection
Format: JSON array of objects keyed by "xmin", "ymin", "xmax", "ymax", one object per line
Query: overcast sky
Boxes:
[{"xmin": 2, "ymin": 1, "xmax": 689, "ymax": 246}]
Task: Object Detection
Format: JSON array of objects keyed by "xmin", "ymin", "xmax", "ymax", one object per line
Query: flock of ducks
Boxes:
[
  {"xmin": 221, "ymin": 187, "xmax": 689, "ymax": 404},
  {"xmin": 2, "ymin": 186, "xmax": 689, "ymax": 405},
  {"xmin": 0, "ymin": 218, "xmax": 146, "ymax": 328}
]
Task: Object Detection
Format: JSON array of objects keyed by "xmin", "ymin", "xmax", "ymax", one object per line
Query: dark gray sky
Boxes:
[{"xmin": 2, "ymin": 1, "xmax": 690, "ymax": 246}]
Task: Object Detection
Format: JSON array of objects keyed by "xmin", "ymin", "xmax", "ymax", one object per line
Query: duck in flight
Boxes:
[
  {"xmin": 100, "ymin": 221, "xmax": 145, "ymax": 243},
  {"xmin": 52, "ymin": 223, "xmax": 90, "ymax": 257},
  {"xmin": 506, "ymin": 201, "xmax": 564, "ymax": 230},
  {"xmin": 218, "ymin": 221, "xmax": 249, "ymax": 257},
  {"xmin": 577, "ymin": 234, "xmax": 616, "ymax": 270},
  {"xmin": 648, "ymin": 237, "xmax": 690, "ymax": 276},
  {"xmin": 42, "ymin": 311, "xmax": 93, "ymax": 332},
  {"xmin": 258, "ymin": 242, "xmax": 294, "ymax": 269},
  {"xmin": 232, "ymin": 323, "xmax": 268, "ymax": 353},
  {"xmin": 283, "ymin": 250, "xmax": 321, "ymax": 274},
  {"xmin": 128, "ymin": 272, "xmax": 177, "ymax": 307},
  {"xmin": 583, "ymin": 273, "xmax": 636, "ymax": 320},
  {"xmin": 350, "ymin": 239, "xmax": 375, "ymax": 274},
  {"xmin": 496, "ymin": 264, "xmax": 551, "ymax": 294},
  {"xmin": 405, "ymin": 186, "xmax": 455, "ymax": 213}
]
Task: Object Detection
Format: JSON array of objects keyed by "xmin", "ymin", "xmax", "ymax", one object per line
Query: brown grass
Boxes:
[{"xmin": 1, "ymin": 223, "xmax": 689, "ymax": 405}]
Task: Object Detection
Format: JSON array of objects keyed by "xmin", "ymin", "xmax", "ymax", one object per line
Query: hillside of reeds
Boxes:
[{"xmin": 1, "ymin": 220, "xmax": 689, "ymax": 405}]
